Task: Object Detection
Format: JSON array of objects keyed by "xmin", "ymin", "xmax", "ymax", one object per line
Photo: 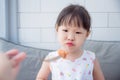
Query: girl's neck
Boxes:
[{"xmin": 64, "ymin": 49, "xmax": 83, "ymax": 61}]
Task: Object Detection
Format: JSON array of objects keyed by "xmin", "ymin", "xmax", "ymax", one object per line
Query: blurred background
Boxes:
[{"xmin": 0, "ymin": 0, "xmax": 120, "ymax": 50}]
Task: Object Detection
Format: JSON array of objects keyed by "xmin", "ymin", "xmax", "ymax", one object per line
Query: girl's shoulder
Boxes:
[
  {"xmin": 45, "ymin": 51, "xmax": 58, "ymax": 60},
  {"xmin": 84, "ymin": 50, "xmax": 96, "ymax": 60},
  {"xmin": 48, "ymin": 51, "xmax": 58, "ymax": 56}
]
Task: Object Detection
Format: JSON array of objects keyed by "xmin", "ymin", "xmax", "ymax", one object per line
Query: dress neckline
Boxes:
[{"xmin": 60, "ymin": 50, "xmax": 86, "ymax": 63}]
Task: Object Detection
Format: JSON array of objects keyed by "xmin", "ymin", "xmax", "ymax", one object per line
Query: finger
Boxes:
[
  {"xmin": 5, "ymin": 49, "xmax": 19, "ymax": 59},
  {"xmin": 11, "ymin": 52, "xmax": 26, "ymax": 67}
]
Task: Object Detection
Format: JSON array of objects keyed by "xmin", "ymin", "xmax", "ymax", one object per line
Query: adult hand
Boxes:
[{"xmin": 0, "ymin": 49, "xmax": 26, "ymax": 80}]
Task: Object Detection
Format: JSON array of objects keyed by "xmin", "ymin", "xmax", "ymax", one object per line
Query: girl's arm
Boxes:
[
  {"xmin": 36, "ymin": 61, "xmax": 50, "ymax": 80},
  {"xmin": 93, "ymin": 59, "xmax": 105, "ymax": 80}
]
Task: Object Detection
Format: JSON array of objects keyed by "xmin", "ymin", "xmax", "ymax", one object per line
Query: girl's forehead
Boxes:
[{"xmin": 60, "ymin": 25, "xmax": 85, "ymax": 30}]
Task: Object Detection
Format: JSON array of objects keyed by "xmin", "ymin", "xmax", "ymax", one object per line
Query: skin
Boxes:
[
  {"xmin": 0, "ymin": 49, "xmax": 26, "ymax": 80},
  {"xmin": 0, "ymin": 53, "xmax": 12, "ymax": 80},
  {"xmin": 57, "ymin": 25, "xmax": 89, "ymax": 58},
  {"xmin": 36, "ymin": 25, "xmax": 105, "ymax": 80}
]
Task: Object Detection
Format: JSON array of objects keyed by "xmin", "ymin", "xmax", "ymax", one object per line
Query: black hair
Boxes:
[{"xmin": 55, "ymin": 4, "xmax": 91, "ymax": 32}]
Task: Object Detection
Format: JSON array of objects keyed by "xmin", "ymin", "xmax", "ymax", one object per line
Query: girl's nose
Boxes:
[{"xmin": 67, "ymin": 33, "xmax": 75, "ymax": 41}]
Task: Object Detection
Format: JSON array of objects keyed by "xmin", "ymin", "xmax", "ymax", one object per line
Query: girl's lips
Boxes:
[{"xmin": 66, "ymin": 42, "xmax": 74, "ymax": 47}]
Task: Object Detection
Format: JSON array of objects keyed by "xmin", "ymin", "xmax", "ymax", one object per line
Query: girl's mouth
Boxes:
[{"xmin": 66, "ymin": 42, "xmax": 74, "ymax": 47}]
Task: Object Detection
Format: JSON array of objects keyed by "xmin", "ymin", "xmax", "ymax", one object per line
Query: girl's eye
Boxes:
[
  {"xmin": 63, "ymin": 29, "xmax": 68, "ymax": 32},
  {"xmin": 76, "ymin": 32, "xmax": 82, "ymax": 34}
]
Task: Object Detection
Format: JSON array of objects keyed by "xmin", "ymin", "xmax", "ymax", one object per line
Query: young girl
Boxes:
[{"xmin": 36, "ymin": 4, "xmax": 105, "ymax": 80}]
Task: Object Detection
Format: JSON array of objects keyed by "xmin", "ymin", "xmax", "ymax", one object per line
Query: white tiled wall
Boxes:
[
  {"xmin": 0, "ymin": 0, "xmax": 7, "ymax": 39},
  {"xmin": 18, "ymin": 13, "xmax": 57, "ymax": 27},
  {"xmin": 109, "ymin": 13, "xmax": 120, "ymax": 27},
  {"xmin": 90, "ymin": 13, "xmax": 108, "ymax": 28},
  {"xmin": 18, "ymin": 0, "xmax": 120, "ymax": 50},
  {"xmin": 19, "ymin": 29, "xmax": 41, "ymax": 42},
  {"xmin": 85, "ymin": 0, "xmax": 120, "ymax": 12},
  {"xmin": 18, "ymin": 0, "xmax": 41, "ymax": 12},
  {"xmin": 41, "ymin": 0, "xmax": 84, "ymax": 12}
]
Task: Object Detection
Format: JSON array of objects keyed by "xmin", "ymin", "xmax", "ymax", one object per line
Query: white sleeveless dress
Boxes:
[{"xmin": 46, "ymin": 50, "xmax": 95, "ymax": 80}]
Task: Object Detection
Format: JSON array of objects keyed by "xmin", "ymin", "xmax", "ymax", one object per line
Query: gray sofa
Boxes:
[{"xmin": 0, "ymin": 38, "xmax": 120, "ymax": 80}]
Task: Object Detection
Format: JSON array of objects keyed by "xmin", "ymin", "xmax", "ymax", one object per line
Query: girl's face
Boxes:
[{"xmin": 57, "ymin": 25, "xmax": 89, "ymax": 53}]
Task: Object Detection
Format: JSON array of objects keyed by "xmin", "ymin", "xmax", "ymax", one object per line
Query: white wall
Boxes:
[
  {"xmin": 0, "ymin": 0, "xmax": 7, "ymax": 39},
  {"xmin": 17, "ymin": 0, "xmax": 120, "ymax": 50}
]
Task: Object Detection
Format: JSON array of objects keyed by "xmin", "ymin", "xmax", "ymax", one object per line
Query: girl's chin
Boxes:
[{"xmin": 60, "ymin": 47, "xmax": 75, "ymax": 52}]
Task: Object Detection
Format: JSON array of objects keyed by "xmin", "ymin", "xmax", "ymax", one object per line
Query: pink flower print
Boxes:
[
  {"xmin": 83, "ymin": 58, "xmax": 87, "ymax": 61},
  {"xmin": 88, "ymin": 71, "xmax": 91, "ymax": 75},
  {"xmin": 72, "ymin": 68, "xmax": 76, "ymax": 72},
  {"xmin": 87, "ymin": 52, "xmax": 90, "ymax": 54},
  {"xmin": 90, "ymin": 57, "xmax": 94, "ymax": 63},
  {"xmin": 60, "ymin": 72, "xmax": 64, "ymax": 76}
]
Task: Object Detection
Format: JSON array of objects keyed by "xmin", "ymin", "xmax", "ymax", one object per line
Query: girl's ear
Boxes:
[
  {"xmin": 86, "ymin": 31, "xmax": 90, "ymax": 37},
  {"xmin": 55, "ymin": 26, "xmax": 58, "ymax": 32}
]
